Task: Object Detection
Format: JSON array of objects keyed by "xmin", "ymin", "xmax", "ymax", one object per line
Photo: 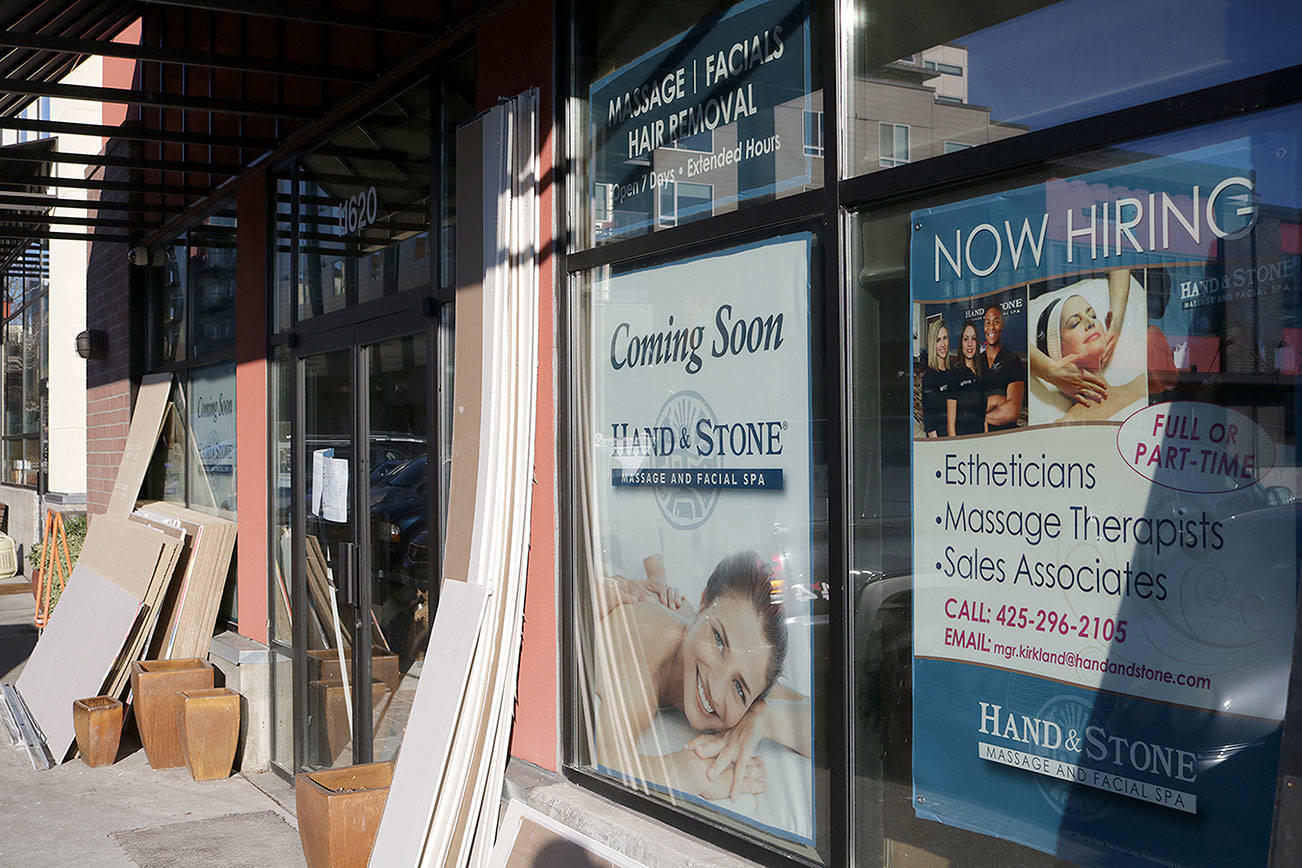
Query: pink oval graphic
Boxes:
[{"xmin": 1116, "ymin": 401, "xmax": 1275, "ymax": 494}]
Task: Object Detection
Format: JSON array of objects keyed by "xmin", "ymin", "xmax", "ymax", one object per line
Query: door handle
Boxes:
[{"xmin": 336, "ymin": 541, "xmax": 359, "ymax": 608}]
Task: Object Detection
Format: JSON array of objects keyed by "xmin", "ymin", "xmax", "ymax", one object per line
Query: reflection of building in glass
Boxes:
[{"xmin": 847, "ymin": 45, "xmax": 1025, "ymax": 176}]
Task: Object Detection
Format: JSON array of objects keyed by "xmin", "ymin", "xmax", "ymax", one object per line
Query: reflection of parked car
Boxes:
[
  {"xmin": 370, "ymin": 457, "xmax": 411, "ymax": 488},
  {"xmin": 369, "ymin": 455, "xmax": 429, "ymax": 583}
]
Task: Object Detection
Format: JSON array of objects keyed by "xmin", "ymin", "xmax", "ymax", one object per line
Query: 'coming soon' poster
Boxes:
[{"xmin": 578, "ymin": 234, "xmax": 819, "ymax": 848}]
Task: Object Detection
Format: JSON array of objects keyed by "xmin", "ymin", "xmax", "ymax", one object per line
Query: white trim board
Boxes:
[{"xmin": 368, "ymin": 580, "xmax": 489, "ymax": 867}]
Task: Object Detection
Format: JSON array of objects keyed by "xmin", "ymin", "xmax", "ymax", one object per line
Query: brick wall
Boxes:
[{"xmin": 84, "ymin": 148, "xmax": 135, "ymax": 515}]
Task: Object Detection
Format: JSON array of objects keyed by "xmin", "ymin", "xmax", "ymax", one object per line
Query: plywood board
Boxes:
[
  {"xmin": 368, "ymin": 580, "xmax": 488, "ymax": 868},
  {"xmin": 14, "ymin": 565, "xmax": 143, "ymax": 763},
  {"xmin": 79, "ymin": 514, "xmax": 174, "ymax": 600},
  {"xmin": 488, "ymin": 801, "xmax": 645, "ymax": 868},
  {"xmin": 134, "ymin": 503, "xmax": 237, "ymax": 660},
  {"xmin": 105, "ymin": 536, "xmax": 184, "ymax": 701},
  {"xmin": 107, "ymin": 373, "xmax": 173, "ymax": 516},
  {"xmin": 442, "ymin": 116, "xmax": 487, "ymax": 585}
]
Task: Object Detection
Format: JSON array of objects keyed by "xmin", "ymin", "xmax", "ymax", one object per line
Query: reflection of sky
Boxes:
[
  {"xmin": 1120, "ymin": 107, "xmax": 1301, "ymax": 211},
  {"xmin": 965, "ymin": 0, "xmax": 1302, "ymax": 132}
]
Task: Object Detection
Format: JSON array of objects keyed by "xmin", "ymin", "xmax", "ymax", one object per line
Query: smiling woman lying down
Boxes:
[{"xmin": 589, "ymin": 551, "xmax": 811, "ymax": 803}]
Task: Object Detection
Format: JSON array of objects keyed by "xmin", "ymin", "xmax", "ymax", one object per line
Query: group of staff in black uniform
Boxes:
[{"xmin": 920, "ymin": 305, "xmax": 1026, "ymax": 438}]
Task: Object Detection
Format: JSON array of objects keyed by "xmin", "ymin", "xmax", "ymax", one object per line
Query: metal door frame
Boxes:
[{"xmin": 289, "ymin": 309, "xmax": 439, "ymax": 771}]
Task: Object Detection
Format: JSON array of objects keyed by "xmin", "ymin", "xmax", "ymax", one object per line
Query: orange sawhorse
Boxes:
[{"xmin": 34, "ymin": 510, "xmax": 73, "ymax": 628}]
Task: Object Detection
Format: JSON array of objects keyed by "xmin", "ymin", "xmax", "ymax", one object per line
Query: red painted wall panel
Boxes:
[
  {"xmin": 235, "ymin": 171, "xmax": 270, "ymax": 645},
  {"xmin": 477, "ymin": 0, "xmax": 560, "ymax": 772}
]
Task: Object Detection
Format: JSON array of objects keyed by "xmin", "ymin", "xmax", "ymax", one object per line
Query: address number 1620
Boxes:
[{"xmin": 338, "ymin": 185, "xmax": 378, "ymax": 236}]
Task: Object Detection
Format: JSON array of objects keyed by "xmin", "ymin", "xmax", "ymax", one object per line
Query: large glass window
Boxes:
[
  {"xmin": 574, "ymin": 0, "xmax": 823, "ymax": 247},
  {"xmin": 188, "ymin": 219, "xmax": 237, "ymax": 357},
  {"xmin": 144, "ymin": 208, "xmax": 238, "ymax": 520},
  {"xmin": 268, "ymin": 343, "xmax": 293, "ymax": 771},
  {"xmin": 568, "ymin": 1, "xmax": 1302, "ymax": 864},
  {"xmin": 844, "ymin": 0, "xmax": 1302, "ymax": 178},
  {"xmin": 851, "ymin": 103, "xmax": 1302, "ymax": 867},
  {"xmin": 293, "ymin": 85, "xmax": 433, "ymax": 323},
  {"xmin": 1, "ymin": 241, "xmax": 47, "ymax": 488}
]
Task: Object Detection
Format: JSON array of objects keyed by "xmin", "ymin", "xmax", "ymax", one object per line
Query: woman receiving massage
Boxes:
[
  {"xmin": 590, "ymin": 551, "xmax": 811, "ymax": 803},
  {"xmin": 1031, "ymin": 268, "xmax": 1146, "ymax": 422}
]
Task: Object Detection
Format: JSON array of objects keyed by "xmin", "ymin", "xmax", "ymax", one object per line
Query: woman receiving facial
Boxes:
[
  {"xmin": 591, "ymin": 552, "xmax": 810, "ymax": 802},
  {"xmin": 947, "ymin": 321, "xmax": 986, "ymax": 436},
  {"xmin": 1029, "ymin": 267, "xmax": 1134, "ymax": 406},
  {"xmin": 920, "ymin": 320, "xmax": 951, "ymax": 438},
  {"xmin": 1058, "ymin": 294, "xmax": 1107, "ymax": 367},
  {"xmin": 1036, "ymin": 289, "xmax": 1145, "ymax": 422}
]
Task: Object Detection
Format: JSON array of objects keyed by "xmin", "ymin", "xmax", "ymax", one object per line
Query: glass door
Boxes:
[
  {"xmin": 295, "ymin": 327, "xmax": 433, "ymax": 770},
  {"xmin": 300, "ymin": 346, "xmax": 362, "ymax": 770},
  {"xmin": 364, "ymin": 333, "xmax": 431, "ymax": 763}
]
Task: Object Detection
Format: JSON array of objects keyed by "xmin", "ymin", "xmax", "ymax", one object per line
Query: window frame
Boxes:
[
  {"xmin": 877, "ymin": 121, "xmax": 910, "ymax": 168},
  {"xmin": 804, "ymin": 108, "xmax": 825, "ymax": 157},
  {"xmin": 560, "ymin": 2, "xmax": 846, "ymax": 865},
  {"xmin": 656, "ymin": 179, "xmax": 715, "ymax": 227},
  {"xmin": 144, "ymin": 204, "xmax": 239, "ymax": 519},
  {"xmin": 0, "ymin": 240, "xmax": 48, "ymax": 492}
]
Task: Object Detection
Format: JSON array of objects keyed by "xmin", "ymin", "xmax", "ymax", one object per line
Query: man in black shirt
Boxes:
[{"xmin": 982, "ymin": 305, "xmax": 1025, "ymax": 431}]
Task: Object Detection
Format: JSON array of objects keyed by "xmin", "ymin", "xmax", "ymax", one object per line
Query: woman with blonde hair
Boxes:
[{"xmin": 920, "ymin": 318, "xmax": 951, "ymax": 437}]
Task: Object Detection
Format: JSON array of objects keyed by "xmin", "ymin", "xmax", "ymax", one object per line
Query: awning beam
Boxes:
[
  {"xmin": 0, "ymin": 77, "xmax": 319, "ymax": 120},
  {"xmin": 139, "ymin": 0, "xmax": 441, "ymax": 36},
  {"xmin": 0, "ymin": 146, "xmax": 242, "ymax": 177},
  {"xmin": 0, "ymin": 116, "xmax": 279, "ymax": 152},
  {"xmin": 0, "ymin": 192, "xmax": 190, "ymax": 214},
  {"xmin": 0, "ymin": 174, "xmax": 203, "ymax": 198},
  {"xmin": 0, "ymin": 30, "xmax": 376, "ymax": 83}
]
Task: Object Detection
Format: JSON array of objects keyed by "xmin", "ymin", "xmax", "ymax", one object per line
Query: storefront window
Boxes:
[
  {"xmin": 574, "ymin": 0, "xmax": 823, "ymax": 248},
  {"xmin": 270, "ymin": 343, "xmax": 292, "ymax": 646},
  {"xmin": 273, "ymin": 176, "xmax": 293, "ymax": 335},
  {"xmin": 851, "ymin": 103, "xmax": 1302, "ymax": 866},
  {"xmin": 268, "ymin": 342, "xmax": 293, "ymax": 772},
  {"xmin": 571, "ymin": 233, "xmax": 830, "ymax": 862},
  {"xmin": 144, "ymin": 207, "xmax": 238, "ymax": 520},
  {"xmin": 1, "ymin": 242, "xmax": 47, "ymax": 488},
  {"xmin": 844, "ymin": 0, "xmax": 1302, "ymax": 179},
  {"xmin": 440, "ymin": 49, "xmax": 476, "ymax": 292},
  {"xmin": 187, "ymin": 361, "xmax": 237, "ymax": 516},
  {"xmin": 154, "ymin": 240, "xmax": 187, "ymax": 366},
  {"xmin": 154, "ymin": 381, "xmax": 186, "ymax": 506},
  {"xmin": 188, "ymin": 219, "xmax": 237, "ymax": 357}
]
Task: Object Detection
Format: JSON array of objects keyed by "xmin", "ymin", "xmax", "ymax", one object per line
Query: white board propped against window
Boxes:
[
  {"xmin": 488, "ymin": 801, "xmax": 647, "ymax": 868},
  {"xmin": 368, "ymin": 579, "xmax": 489, "ymax": 867}
]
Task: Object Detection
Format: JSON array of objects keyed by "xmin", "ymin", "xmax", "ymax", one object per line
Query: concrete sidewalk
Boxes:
[{"xmin": 0, "ymin": 579, "xmax": 306, "ymax": 868}]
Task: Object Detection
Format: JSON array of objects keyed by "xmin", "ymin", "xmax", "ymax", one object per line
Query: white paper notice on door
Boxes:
[
  {"xmin": 321, "ymin": 457, "xmax": 349, "ymax": 523},
  {"xmin": 310, "ymin": 448, "xmax": 331, "ymax": 516}
]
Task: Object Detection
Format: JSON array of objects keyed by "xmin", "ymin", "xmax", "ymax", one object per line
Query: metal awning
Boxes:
[
  {"xmin": 0, "ymin": 138, "xmax": 56, "ymax": 270},
  {"xmin": 0, "ymin": 0, "xmax": 487, "ymax": 249}
]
